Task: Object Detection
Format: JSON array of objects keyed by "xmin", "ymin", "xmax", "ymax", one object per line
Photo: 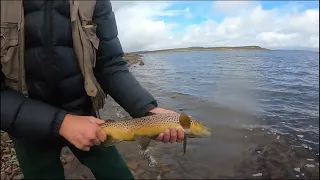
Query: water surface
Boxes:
[{"xmin": 114, "ymin": 50, "xmax": 319, "ymax": 179}]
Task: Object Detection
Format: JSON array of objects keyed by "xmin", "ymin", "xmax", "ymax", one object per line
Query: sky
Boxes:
[{"xmin": 110, "ymin": 0, "xmax": 319, "ymax": 52}]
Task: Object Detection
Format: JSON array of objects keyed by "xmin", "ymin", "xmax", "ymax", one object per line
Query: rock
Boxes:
[
  {"xmin": 13, "ymin": 174, "xmax": 23, "ymax": 180},
  {"xmin": 139, "ymin": 160, "xmax": 150, "ymax": 170},
  {"xmin": 252, "ymin": 173, "xmax": 262, "ymax": 177},
  {"xmin": 1, "ymin": 133, "xmax": 10, "ymax": 146},
  {"xmin": 127, "ymin": 161, "xmax": 139, "ymax": 170},
  {"xmin": 305, "ymin": 164, "xmax": 315, "ymax": 168},
  {"xmin": 80, "ymin": 174, "xmax": 88, "ymax": 179},
  {"xmin": 135, "ymin": 168, "xmax": 145, "ymax": 177},
  {"xmin": 139, "ymin": 61, "xmax": 144, "ymax": 66},
  {"xmin": 1, "ymin": 172, "xmax": 6, "ymax": 180}
]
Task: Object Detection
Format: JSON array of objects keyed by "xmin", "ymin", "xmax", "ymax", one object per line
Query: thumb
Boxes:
[{"xmin": 89, "ymin": 117, "xmax": 105, "ymax": 124}]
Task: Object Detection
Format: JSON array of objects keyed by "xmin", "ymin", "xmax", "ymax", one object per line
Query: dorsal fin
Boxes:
[{"xmin": 179, "ymin": 113, "xmax": 191, "ymax": 129}]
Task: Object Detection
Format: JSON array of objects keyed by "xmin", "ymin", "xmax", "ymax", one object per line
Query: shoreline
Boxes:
[
  {"xmin": 2, "ymin": 96, "xmax": 318, "ymax": 179},
  {"xmin": 122, "ymin": 46, "xmax": 269, "ymax": 66},
  {"xmin": 134, "ymin": 45, "xmax": 269, "ymax": 54},
  {"xmin": 1, "ymin": 50, "xmax": 319, "ymax": 179},
  {"xmin": 123, "ymin": 53, "xmax": 144, "ymax": 66}
]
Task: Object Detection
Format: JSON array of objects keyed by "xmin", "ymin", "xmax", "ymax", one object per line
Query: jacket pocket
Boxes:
[{"xmin": 1, "ymin": 23, "xmax": 20, "ymax": 91}]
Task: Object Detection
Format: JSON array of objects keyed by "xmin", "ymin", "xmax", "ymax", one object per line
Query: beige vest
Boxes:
[{"xmin": 1, "ymin": 0, "xmax": 106, "ymax": 114}]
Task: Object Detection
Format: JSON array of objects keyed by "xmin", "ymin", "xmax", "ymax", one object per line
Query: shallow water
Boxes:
[
  {"xmin": 130, "ymin": 50, "xmax": 319, "ymax": 151},
  {"xmin": 120, "ymin": 50, "xmax": 319, "ymax": 179}
]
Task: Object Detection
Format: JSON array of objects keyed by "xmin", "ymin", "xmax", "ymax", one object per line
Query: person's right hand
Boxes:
[{"xmin": 59, "ymin": 114, "xmax": 107, "ymax": 151}]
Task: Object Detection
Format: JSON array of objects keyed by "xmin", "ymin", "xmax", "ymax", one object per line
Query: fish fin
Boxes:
[
  {"xmin": 179, "ymin": 113, "xmax": 191, "ymax": 129},
  {"xmin": 134, "ymin": 135, "xmax": 152, "ymax": 150},
  {"xmin": 103, "ymin": 135, "xmax": 122, "ymax": 147},
  {"xmin": 105, "ymin": 119, "xmax": 116, "ymax": 122},
  {"xmin": 183, "ymin": 136, "xmax": 187, "ymax": 155}
]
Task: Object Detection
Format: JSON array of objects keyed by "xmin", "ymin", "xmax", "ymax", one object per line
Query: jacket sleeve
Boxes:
[
  {"xmin": 92, "ymin": 0, "xmax": 158, "ymax": 118},
  {"xmin": 1, "ymin": 71, "xmax": 67, "ymax": 140}
]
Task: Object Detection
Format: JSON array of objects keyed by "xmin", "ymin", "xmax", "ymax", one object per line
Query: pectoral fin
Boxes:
[
  {"xmin": 179, "ymin": 113, "xmax": 191, "ymax": 129},
  {"xmin": 134, "ymin": 135, "xmax": 154, "ymax": 150},
  {"xmin": 103, "ymin": 135, "xmax": 122, "ymax": 147}
]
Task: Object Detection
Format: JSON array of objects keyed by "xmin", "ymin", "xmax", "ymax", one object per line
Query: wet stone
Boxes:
[
  {"xmin": 139, "ymin": 160, "xmax": 150, "ymax": 170},
  {"xmin": 127, "ymin": 161, "xmax": 138, "ymax": 170},
  {"xmin": 135, "ymin": 168, "xmax": 145, "ymax": 177}
]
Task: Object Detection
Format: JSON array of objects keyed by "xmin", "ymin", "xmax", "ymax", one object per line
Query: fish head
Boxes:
[
  {"xmin": 178, "ymin": 113, "xmax": 211, "ymax": 138},
  {"xmin": 186, "ymin": 120, "xmax": 211, "ymax": 138}
]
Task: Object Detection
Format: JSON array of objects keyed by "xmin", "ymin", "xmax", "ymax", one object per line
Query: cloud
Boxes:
[
  {"xmin": 211, "ymin": 1, "xmax": 259, "ymax": 17},
  {"xmin": 111, "ymin": 1, "xmax": 319, "ymax": 52}
]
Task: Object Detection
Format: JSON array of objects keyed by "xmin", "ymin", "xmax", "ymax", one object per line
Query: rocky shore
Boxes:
[
  {"xmin": 1, "ymin": 95, "xmax": 319, "ymax": 179},
  {"xmin": 123, "ymin": 53, "xmax": 145, "ymax": 66}
]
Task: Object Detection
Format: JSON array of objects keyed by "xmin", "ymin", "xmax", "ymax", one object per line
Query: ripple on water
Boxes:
[{"xmin": 128, "ymin": 50, "xmax": 319, "ymax": 178}]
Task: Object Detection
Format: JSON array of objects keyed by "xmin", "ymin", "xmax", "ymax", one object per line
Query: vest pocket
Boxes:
[
  {"xmin": 1, "ymin": 23, "xmax": 20, "ymax": 91},
  {"xmin": 83, "ymin": 24, "xmax": 99, "ymax": 67},
  {"xmin": 83, "ymin": 24, "xmax": 99, "ymax": 49}
]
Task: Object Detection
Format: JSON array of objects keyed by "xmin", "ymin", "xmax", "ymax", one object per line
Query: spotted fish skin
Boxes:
[{"xmin": 99, "ymin": 113, "xmax": 211, "ymax": 143}]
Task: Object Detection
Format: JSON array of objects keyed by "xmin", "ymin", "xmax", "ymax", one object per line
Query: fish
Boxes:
[{"xmin": 99, "ymin": 113, "xmax": 211, "ymax": 154}]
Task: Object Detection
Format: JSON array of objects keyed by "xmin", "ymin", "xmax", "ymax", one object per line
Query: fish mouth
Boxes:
[{"xmin": 185, "ymin": 131, "xmax": 211, "ymax": 138}]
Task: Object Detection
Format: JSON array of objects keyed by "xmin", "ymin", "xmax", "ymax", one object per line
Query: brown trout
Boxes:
[{"xmin": 99, "ymin": 113, "xmax": 211, "ymax": 154}]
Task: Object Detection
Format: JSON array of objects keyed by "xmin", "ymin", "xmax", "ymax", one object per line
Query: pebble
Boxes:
[
  {"xmin": 294, "ymin": 168, "xmax": 300, "ymax": 172},
  {"xmin": 306, "ymin": 158, "xmax": 314, "ymax": 161},
  {"xmin": 244, "ymin": 136, "xmax": 247, "ymax": 138},
  {"xmin": 127, "ymin": 161, "xmax": 138, "ymax": 170},
  {"xmin": 305, "ymin": 164, "xmax": 315, "ymax": 168},
  {"xmin": 252, "ymin": 173, "xmax": 262, "ymax": 177},
  {"xmin": 276, "ymin": 136, "xmax": 280, "ymax": 140},
  {"xmin": 296, "ymin": 175, "xmax": 300, "ymax": 177},
  {"xmin": 1, "ymin": 172, "xmax": 6, "ymax": 180}
]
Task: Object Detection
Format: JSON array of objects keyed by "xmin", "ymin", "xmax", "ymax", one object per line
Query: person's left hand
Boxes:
[{"xmin": 148, "ymin": 107, "xmax": 185, "ymax": 143}]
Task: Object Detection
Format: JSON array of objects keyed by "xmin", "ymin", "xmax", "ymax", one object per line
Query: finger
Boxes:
[
  {"xmin": 73, "ymin": 140, "xmax": 90, "ymax": 151},
  {"xmin": 82, "ymin": 138, "xmax": 94, "ymax": 147},
  {"xmin": 81, "ymin": 146, "xmax": 90, "ymax": 151},
  {"xmin": 169, "ymin": 128, "xmax": 177, "ymax": 143},
  {"xmin": 88, "ymin": 117, "xmax": 105, "ymax": 124},
  {"xmin": 177, "ymin": 129, "xmax": 184, "ymax": 142},
  {"xmin": 163, "ymin": 129, "xmax": 170, "ymax": 143},
  {"xmin": 96, "ymin": 129, "xmax": 107, "ymax": 142},
  {"xmin": 73, "ymin": 141, "xmax": 83, "ymax": 150},
  {"xmin": 156, "ymin": 133, "xmax": 164, "ymax": 141},
  {"xmin": 91, "ymin": 138, "xmax": 101, "ymax": 146}
]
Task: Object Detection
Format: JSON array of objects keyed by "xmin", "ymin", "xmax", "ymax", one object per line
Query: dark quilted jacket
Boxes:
[{"xmin": 1, "ymin": 0, "xmax": 158, "ymax": 140}]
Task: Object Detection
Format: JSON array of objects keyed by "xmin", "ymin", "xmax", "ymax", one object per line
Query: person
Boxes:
[{"xmin": 0, "ymin": 0, "xmax": 184, "ymax": 179}]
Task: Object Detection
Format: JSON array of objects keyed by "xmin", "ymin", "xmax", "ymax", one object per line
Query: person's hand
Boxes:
[
  {"xmin": 59, "ymin": 114, "xmax": 107, "ymax": 151},
  {"xmin": 148, "ymin": 107, "xmax": 185, "ymax": 143}
]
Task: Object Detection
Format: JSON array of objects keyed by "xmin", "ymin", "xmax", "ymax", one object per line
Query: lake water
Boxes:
[
  {"xmin": 120, "ymin": 50, "xmax": 319, "ymax": 178},
  {"xmin": 131, "ymin": 50, "xmax": 319, "ymax": 149}
]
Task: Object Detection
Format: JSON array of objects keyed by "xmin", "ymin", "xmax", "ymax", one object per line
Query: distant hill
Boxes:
[{"xmin": 134, "ymin": 46, "xmax": 269, "ymax": 54}]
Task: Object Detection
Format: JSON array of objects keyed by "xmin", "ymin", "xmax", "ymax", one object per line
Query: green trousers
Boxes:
[{"xmin": 12, "ymin": 138, "xmax": 134, "ymax": 179}]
